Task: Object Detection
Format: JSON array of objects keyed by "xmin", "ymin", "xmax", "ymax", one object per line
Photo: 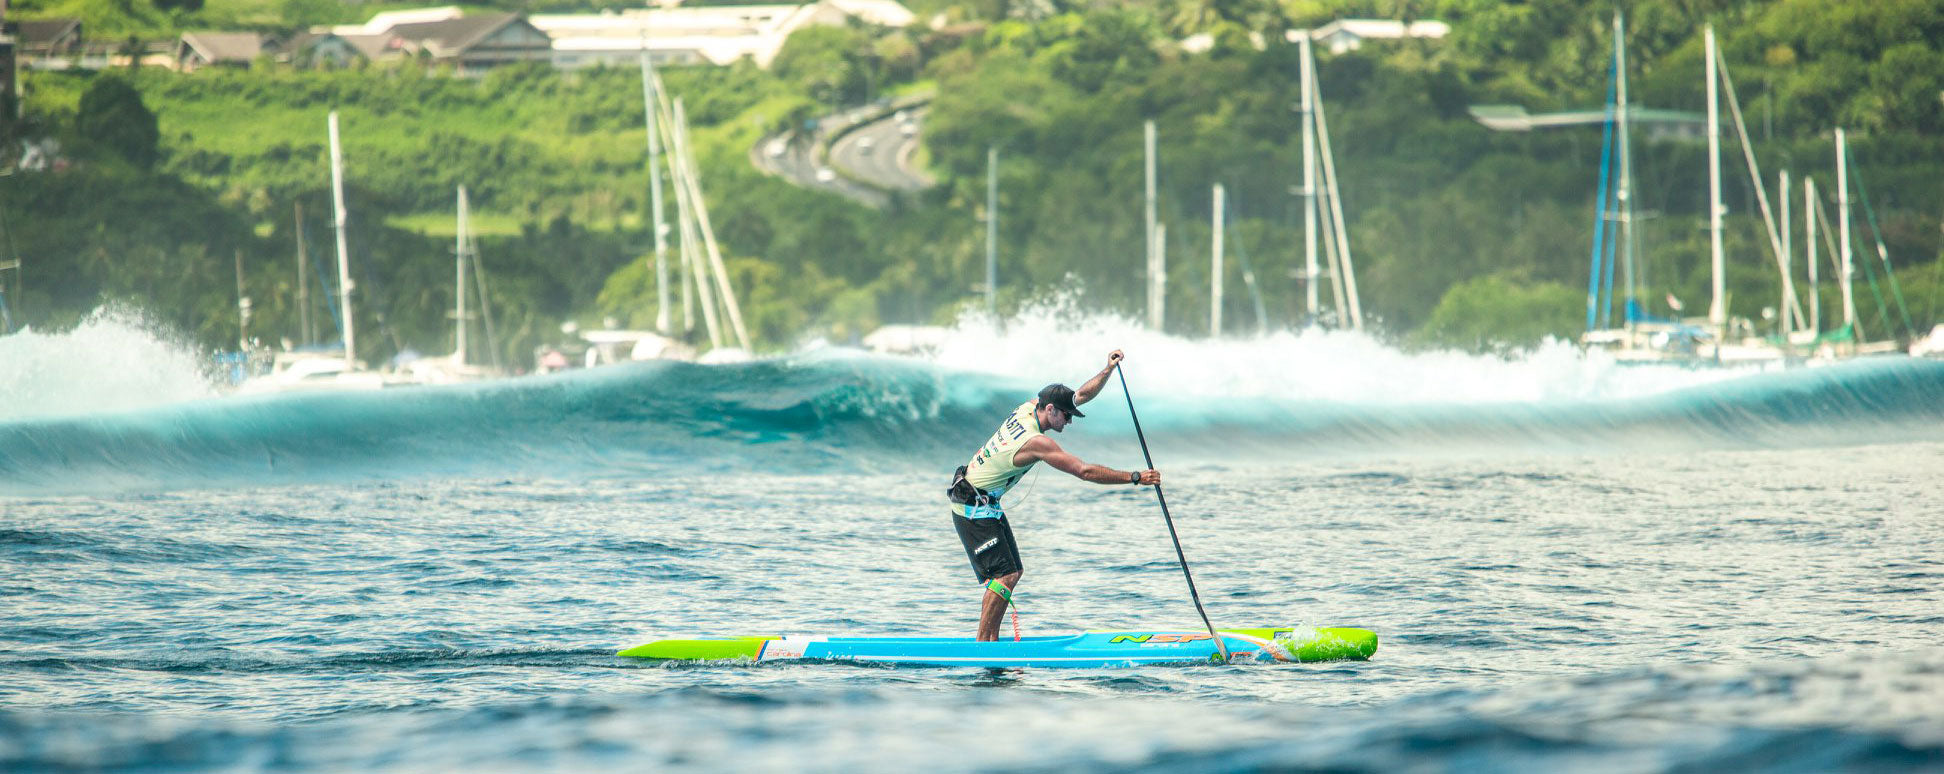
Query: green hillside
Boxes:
[{"xmin": 3, "ymin": 0, "xmax": 1939, "ymax": 365}]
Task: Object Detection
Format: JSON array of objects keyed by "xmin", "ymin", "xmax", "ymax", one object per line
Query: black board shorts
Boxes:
[{"xmin": 952, "ymin": 513, "xmax": 1023, "ymax": 582}]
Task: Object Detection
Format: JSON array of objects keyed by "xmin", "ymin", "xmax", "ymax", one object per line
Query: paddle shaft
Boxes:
[{"xmin": 1115, "ymin": 364, "xmax": 1230, "ymax": 663}]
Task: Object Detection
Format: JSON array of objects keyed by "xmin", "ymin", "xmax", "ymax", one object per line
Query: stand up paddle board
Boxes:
[{"xmin": 618, "ymin": 626, "xmax": 1376, "ymax": 668}]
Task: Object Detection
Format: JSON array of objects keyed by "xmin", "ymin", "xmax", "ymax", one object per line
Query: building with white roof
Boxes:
[
  {"xmin": 330, "ymin": 7, "xmax": 466, "ymax": 37},
  {"xmin": 1288, "ymin": 19, "xmax": 1449, "ymax": 54},
  {"xmin": 532, "ymin": 0, "xmax": 914, "ymax": 70},
  {"xmin": 535, "ymin": 5, "xmax": 827, "ymax": 68},
  {"xmin": 822, "ymin": 0, "xmax": 914, "ymax": 27}
]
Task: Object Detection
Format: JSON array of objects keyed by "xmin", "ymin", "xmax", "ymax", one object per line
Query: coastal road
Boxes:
[
  {"xmin": 751, "ymin": 105, "xmax": 931, "ymax": 208},
  {"xmin": 827, "ymin": 108, "xmax": 931, "ymax": 193}
]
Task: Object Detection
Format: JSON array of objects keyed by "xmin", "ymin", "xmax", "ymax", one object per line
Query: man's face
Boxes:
[{"xmin": 1042, "ymin": 405, "xmax": 1072, "ymax": 433}]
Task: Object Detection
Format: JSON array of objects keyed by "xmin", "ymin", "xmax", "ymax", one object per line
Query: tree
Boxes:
[
  {"xmin": 279, "ymin": 0, "xmax": 345, "ymax": 28},
  {"xmin": 772, "ymin": 26, "xmax": 870, "ymax": 107},
  {"xmin": 76, "ymin": 77, "xmax": 161, "ymax": 170},
  {"xmin": 1409, "ymin": 273, "xmax": 1583, "ymax": 354}
]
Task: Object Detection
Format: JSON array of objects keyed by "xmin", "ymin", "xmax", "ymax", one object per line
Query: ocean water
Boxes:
[{"xmin": 3, "ymin": 311, "xmax": 1943, "ymax": 772}]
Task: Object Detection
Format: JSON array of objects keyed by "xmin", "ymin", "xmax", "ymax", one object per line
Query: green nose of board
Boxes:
[{"xmin": 1259, "ymin": 627, "xmax": 1379, "ymax": 662}]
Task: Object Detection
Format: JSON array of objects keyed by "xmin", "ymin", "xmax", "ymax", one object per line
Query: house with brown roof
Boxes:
[
  {"xmin": 276, "ymin": 30, "xmax": 372, "ymax": 69},
  {"xmin": 382, "ymin": 12, "xmax": 552, "ymax": 73},
  {"xmin": 9, "ymin": 16, "xmax": 169, "ymax": 70},
  {"xmin": 175, "ymin": 31, "xmax": 268, "ymax": 71},
  {"xmin": 16, "ymin": 17, "xmax": 81, "ymax": 62},
  {"xmin": 282, "ymin": 10, "xmax": 549, "ymax": 73}
]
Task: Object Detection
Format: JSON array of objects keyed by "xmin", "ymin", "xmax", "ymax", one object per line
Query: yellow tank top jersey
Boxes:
[{"xmin": 954, "ymin": 401, "xmax": 1043, "ymax": 519}]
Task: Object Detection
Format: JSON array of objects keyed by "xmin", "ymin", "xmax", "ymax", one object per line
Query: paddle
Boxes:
[{"xmin": 1114, "ymin": 360, "xmax": 1231, "ymax": 663}]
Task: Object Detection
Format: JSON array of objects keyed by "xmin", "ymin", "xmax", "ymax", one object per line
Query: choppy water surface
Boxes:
[{"xmin": 3, "ymin": 317, "xmax": 1943, "ymax": 772}]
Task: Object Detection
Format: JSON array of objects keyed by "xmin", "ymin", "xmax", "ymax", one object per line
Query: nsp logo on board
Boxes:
[{"xmin": 1109, "ymin": 633, "xmax": 1210, "ymax": 644}]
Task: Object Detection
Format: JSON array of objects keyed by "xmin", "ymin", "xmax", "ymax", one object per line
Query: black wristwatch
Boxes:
[{"xmin": 1129, "ymin": 471, "xmax": 1140, "ymax": 485}]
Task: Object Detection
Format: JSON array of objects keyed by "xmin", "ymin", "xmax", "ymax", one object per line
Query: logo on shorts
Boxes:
[{"xmin": 973, "ymin": 538, "xmax": 998, "ymax": 554}]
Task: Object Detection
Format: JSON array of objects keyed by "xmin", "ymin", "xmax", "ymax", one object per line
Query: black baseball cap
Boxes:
[{"xmin": 1036, "ymin": 384, "xmax": 1085, "ymax": 418}]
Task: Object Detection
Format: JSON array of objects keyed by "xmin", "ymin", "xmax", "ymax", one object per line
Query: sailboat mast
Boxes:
[
  {"xmin": 1837, "ymin": 128, "xmax": 1854, "ymax": 330},
  {"xmin": 1311, "ymin": 62, "xmax": 1362, "ymax": 331},
  {"xmin": 456, "ymin": 185, "xmax": 469, "ymax": 366},
  {"xmin": 1614, "ymin": 11, "xmax": 1637, "ymax": 317},
  {"xmin": 680, "ymin": 196, "xmax": 697, "ymax": 335},
  {"xmin": 295, "ymin": 201, "xmax": 311, "ymax": 346},
  {"xmin": 1780, "ymin": 169, "xmax": 1792, "ymax": 342},
  {"xmin": 1805, "ymin": 176, "xmax": 1819, "ymax": 335},
  {"xmin": 672, "ymin": 99, "xmax": 751, "ymax": 351},
  {"xmin": 1717, "ymin": 48, "xmax": 1806, "ymax": 331},
  {"xmin": 1705, "ymin": 26, "xmax": 1726, "ymax": 337},
  {"xmin": 1145, "ymin": 120, "xmax": 1161, "ymax": 331},
  {"xmin": 468, "ymin": 233, "xmax": 501, "ymax": 371},
  {"xmin": 1299, "ymin": 32, "xmax": 1319, "ymax": 319},
  {"xmin": 1155, "ymin": 222, "xmax": 1167, "ymax": 327},
  {"xmin": 643, "ymin": 66, "xmax": 694, "ymax": 335},
  {"xmin": 235, "ymin": 249, "xmax": 250, "ymax": 352},
  {"xmin": 672, "ymin": 154, "xmax": 717, "ymax": 347},
  {"xmin": 640, "ymin": 47, "xmax": 671, "ymax": 336},
  {"xmin": 328, "ymin": 110, "xmax": 356, "ymax": 368},
  {"xmin": 1317, "ymin": 172, "xmax": 1347, "ymax": 319},
  {"xmin": 664, "ymin": 100, "xmax": 719, "ymax": 348},
  {"xmin": 986, "ymin": 145, "xmax": 998, "ymax": 319},
  {"xmin": 1210, "ymin": 183, "xmax": 1224, "ymax": 336}
]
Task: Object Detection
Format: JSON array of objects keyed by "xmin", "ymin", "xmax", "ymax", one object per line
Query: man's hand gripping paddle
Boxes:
[{"xmin": 1114, "ymin": 356, "xmax": 1230, "ymax": 663}]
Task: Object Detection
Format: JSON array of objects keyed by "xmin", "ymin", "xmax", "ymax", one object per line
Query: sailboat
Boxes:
[
  {"xmin": 1797, "ymin": 129, "xmax": 1920, "ymax": 363},
  {"xmin": 1576, "ymin": 13, "xmax": 1712, "ymax": 364},
  {"xmin": 1694, "ymin": 25, "xmax": 1800, "ymax": 366},
  {"xmin": 1294, "ymin": 30, "xmax": 1363, "ymax": 332},
  {"xmin": 398, "ymin": 185, "xmax": 506, "ymax": 384},
  {"xmin": 238, "ymin": 111, "xmax": 400, "ymax": 394},
  {"xmin": 578, "ymin": 53, "xmax": 742, "ymax": 367},
  {"xmin": 1148, "ymin": 31, "xmax": 1359, "ymax": 336},
  {"xmin": 1578, "ymin": 17, "xmax": 1805, "ymax": 366}
]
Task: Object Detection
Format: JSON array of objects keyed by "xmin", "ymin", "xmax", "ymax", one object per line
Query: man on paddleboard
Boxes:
[{"xmin": 948, "ymin": 350, "xmax": 1160, "ymax": 641}]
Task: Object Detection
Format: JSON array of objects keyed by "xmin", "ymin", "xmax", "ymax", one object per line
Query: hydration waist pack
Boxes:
[{"xmin": 947, "ymin": 465, "xmax": 997, "ymax": 507}]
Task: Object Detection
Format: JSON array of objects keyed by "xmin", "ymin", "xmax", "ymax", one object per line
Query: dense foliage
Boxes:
[
  {"xmin": 3, "ymin": 0, "xmax": 1939, "ymax": 365},
  {"xmin": 910, "ymin": 0, "xmax": 1944, "ymax": 345}
]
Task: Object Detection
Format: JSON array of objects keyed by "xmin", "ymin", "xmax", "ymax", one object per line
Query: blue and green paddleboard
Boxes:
[{"xmin": 618, "ymin": 626, "xmax": 1376, "ymax": 668}]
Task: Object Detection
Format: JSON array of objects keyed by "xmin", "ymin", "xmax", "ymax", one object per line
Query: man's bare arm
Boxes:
[
  {"xmin": 1073, "ymin": 350, "xmax": 1123, "ymax": 405},
  {"xmin": 1017, "ymin": 435, "xmax": 1158, "ymax": 485}
]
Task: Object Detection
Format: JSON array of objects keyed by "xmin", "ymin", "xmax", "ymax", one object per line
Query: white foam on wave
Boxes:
[
  {"xmin": 919, "ymin": 296, "xmax": 1766, "ymax": 404},
  {"xmin": 0, "ymin": 307, "xmax": 219, "ymax": 421}
]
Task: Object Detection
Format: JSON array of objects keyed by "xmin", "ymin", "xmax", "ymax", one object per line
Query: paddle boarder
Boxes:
[{"xmin": 948, "ymin": 350, "xmax": 1160, "ymax": 641}]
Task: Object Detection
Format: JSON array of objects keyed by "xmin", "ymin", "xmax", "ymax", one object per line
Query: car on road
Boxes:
[
  {"xmin": 857, "ymin": 136, "xmax": 876, "ymax": 154},
  {"xmin": 766, "ymin": 138, "xmax": 788, "ymax": 158},
  {"xmin": 815, "ymin": 167, "xmax": 836, "ymax": 182}
]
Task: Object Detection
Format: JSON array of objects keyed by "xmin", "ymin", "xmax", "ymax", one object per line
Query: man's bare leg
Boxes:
[{"xmin": 977, "ymin": 571, "xmax": 1021, "ymax": 641}]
